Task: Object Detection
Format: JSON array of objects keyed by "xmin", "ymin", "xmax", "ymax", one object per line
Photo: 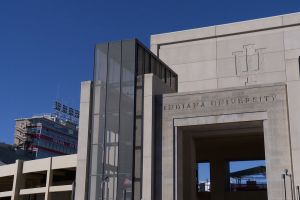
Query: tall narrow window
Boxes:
[
  {"xmin": 144, "ymin": 52, "xmax": 150, "ymax": 73},
  {"xmin": 150, "ymin": 56, "xmax": 156, "ymax": 74},
  {"xmin": 166, "ymin": 70, "xmax": 171, "ymax": 87},
  {"xmin": 137, "ymin": 46, "xmax": 144, "ymax": 75},
  {"xmin": 161, "ymin": 66, "xmax": 166, "ymax": 83},
  {"xmin": 197, "ymin": 162, "xmax": 211, "ymax": 192}
]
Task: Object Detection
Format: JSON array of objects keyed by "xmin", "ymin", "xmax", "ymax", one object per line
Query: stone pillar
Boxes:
[
  {"xmin": 11, "ymin": 160, "xmax": 23, "ymax": 200},
  {"xmin": 210, "ymin": 159, "xmax": 229, "ymax": 200},
  {"xmin": 75, "ymin": 81, "xmax": 93, "ymax": 200},
  {"xmin": 182, "ymin": 133, "xmax": 197, "ymax": 200},
  {"xmin": 142, "ymin": 75, "xmax": 154, "ymax": 200},
  {"xmin": 45, "ymin": 158, "xmax": 53, "ymax": 200}
]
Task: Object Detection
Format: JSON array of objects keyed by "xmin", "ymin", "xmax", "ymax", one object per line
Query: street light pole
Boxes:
[
  {"xmin": 285, "ymin": 169, "xmax": 295, "ymax": 200},
  {"xmin": 282, "ymin": 173, "xmax": 287, "ymax": 200},
  {"xmin": 296, "ymin": 186, "xmax": 299, "ymax": 200}
]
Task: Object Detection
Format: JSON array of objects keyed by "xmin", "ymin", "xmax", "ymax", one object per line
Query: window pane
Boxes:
[
  {"xmin": 197, "ymin": 162, "xmax": 210, "ymax": 192},
  {"xmin": 229, "ymin": 160, "xmax": 267, "ymax": 192},
  {"xmin": 103, "ymin": 41, "xmax": 121, "ymax": 200},
  {"xmin": 156, "ymin": 62, "xmax": 161, "ymax": 79},
  {"xmin": 150, "ymin": 56, "xmax": 156, "ymax": 74},
  {"xmin": 137, "ymin": 46, "xmax": 144, "ymax": 75},
  {"xmin": 171, "ymin": 73, "xmax": 177, "ymax": 90},
  {"xmin": 161, "ymin": 65, "xmax": 166, "ymax": 83},
  {"xmin": 117, "ymin": 40, "xmax": 136, "ymax": 200},
  {"xmin": 166, "ymin": 70, "xmax": 171, "ymax": 87},
  {"xmin": 144, "ymin": 52, "xmax": 150, "ymax": 73}
]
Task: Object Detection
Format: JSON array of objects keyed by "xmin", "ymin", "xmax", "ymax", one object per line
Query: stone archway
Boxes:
[{"xmin": 161, "ymin": 83, "xmax": 293, "ymax": 200}]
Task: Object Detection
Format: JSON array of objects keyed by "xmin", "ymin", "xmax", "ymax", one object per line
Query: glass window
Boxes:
[
  {"xmin": 197, "ymin": 162, "xmax": 211, "ymax": 192},
  {"xmin": 102, "ymin": 41, "xmax": 122, "ymax": 200},
  {"xmin": 150, "ymin": 56, "xmax": 156, "ymax": 74},
  {"xmin": 144, "ymin": 51, "xmax": 150, "ymax": 73},
  {"xmin": 156, "ymin": 62, "xmax": 161, "ymax": 79},
  {"xmin": 116, "ymin": 40, "xmax": 135, "ymax": 200},
  {"xmin": 137, "ymin": 46, "xmax": 144, "ymax": 75},
  {"xmin": 94, "ymin": 44, "xmax": 108, "ymax": 82},
  {"xmin": 161, "ymin": 65, "xmax": 166, "ymax": 83},
  {"xmin": 166, "ymin": 69, "xmax": 171, "ymax": 87},
  {"xmin": 229, "ymin": 160, "xmax": 267, "ymax": 192}
]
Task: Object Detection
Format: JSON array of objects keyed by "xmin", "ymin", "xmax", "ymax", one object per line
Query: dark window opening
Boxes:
[
  {"xmin": 156, "ymin": 62, "xmax": 161, "ymax": 78},
  {"xmin": 20, "ymin": 193, "xmax": 45, "ymax": 200},
  {"xmin": 144, "ymin": 52, "xmax": 150, "ymax": 73},
  {"xmin": 171, "ymin": 73, "xmax": 177, "ymax": 91},
  {"xmin": 23, "ymin": 171, "xmax": 47, "ymax": 189},
  {"xmin": 51, "ymin": 168, "xmax": 76, "ymax": 186},
  {"xmin": 51, "ymin": 191, "xmax": 72, "ymax": 200},
  {"xmin": 0, "ymin": 176, "xmax": 13, "ymax": 192},
  {"xmin": 137, "ymin": 46, "xmax": 144, "ymax": 75},
  {"xmin": 136, "ymin": 43, "xmax": 177, "ymax": 91},
  {"xmin": 150, "ymin": 56, "xmax": 156, "ymax": 74},
  {"xmin": 166, "ymin": 70, "xmax": 171, "ymax": 87}
]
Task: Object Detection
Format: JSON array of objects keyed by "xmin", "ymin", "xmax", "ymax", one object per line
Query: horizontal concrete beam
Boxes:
[
  {"xmin": 52, "ymin": 154, "xmax": 77, "ymax": 169},
  {"xmin": 20, "ymin": 187, "xmax": 46, "ymax": 195},
  {"xmin": 0, "ymin": 191, "xmax": 12, "ymax": 197},
  {"xmin": 49, "ymin": 185, "xmax": 73, "ymax": 192},
  {"xmin": 23, "ymin": 158, "xmax": 51, "ymax": 173},
  {"xmin": 0, "ymin": 163, "xmax": 16, "ymax": 177}
]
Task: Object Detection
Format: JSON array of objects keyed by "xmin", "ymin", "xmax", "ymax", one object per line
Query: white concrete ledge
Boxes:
[
  {"xmin": 20, "ymin": 187, "xmax": 46, "ymax": 195},
  {"xmin": 23, "ymin": 158, "xmax": 51, "ymax": 173},
  {"xmin": 0, "ymin": 191, "xmax": 12, "ymax": 197},
  {"xmin": 52, "ymin": 154, "xmax": 77, "ymax": 169},
  {"xmin": 0, "ymin": 163, "xmax": 16, "ymax": 177},
  {"xmin": 283, "ymin": 12, "xmax": 300, "ymax": 25},
  {"xmin": 49, "ymin": 185, "xmax": 73, "ymax": 192}
]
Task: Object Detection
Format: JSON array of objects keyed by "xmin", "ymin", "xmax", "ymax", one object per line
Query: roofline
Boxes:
[{"xmin": 151, "ymin": 12, "xmax": 300, "ymax": 46}]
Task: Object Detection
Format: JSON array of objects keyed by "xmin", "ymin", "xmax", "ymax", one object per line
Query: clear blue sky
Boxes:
[{"xmin": 0, "ymin": 0, "xmax": 300, "ymax": 144}]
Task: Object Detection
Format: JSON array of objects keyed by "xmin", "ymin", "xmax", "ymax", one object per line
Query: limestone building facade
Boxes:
[
  {"xmin": 75, "ymin": 12, "xmax": 300, "ymax": 200},
  {"xmin": 1, "ymin": 12, "xmax": 300, "ymax": 200}
]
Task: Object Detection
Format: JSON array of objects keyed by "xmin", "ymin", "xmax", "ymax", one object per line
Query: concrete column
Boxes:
[
  {"xmin": 75, "ymin": 81, "xmax": 93, "ymax": 200},
  {"xmin": 286, "ymin": 81, "xmax": 300, "ymax": 188},
  {"xmin": 176, "ymin": 128, "xmax": 183, "ymax": 200},
  {"xmin": 142, "ymin": 75, "xmax": 154, "ymax": 200},
  {"xmin": 210, "ymin": 159, "xmax": 229, "ymax": 200},
  {"xmin": 142, "ymin": 74, "xmax": 176, "ymax": 200},
  {"xmin": 11, "ymin": 160, "xmax": 23, "ymax": 200},
  {"xmin": 182, "ymin": 133, "xmax": 197, "ymax": 200},
  {"xmin": 190, "ymin": 138, "xmax": 197, "ymax": 200},
  {"xmin": 45, "ymin": 158, "xmax": 53, "ymax": 200}
]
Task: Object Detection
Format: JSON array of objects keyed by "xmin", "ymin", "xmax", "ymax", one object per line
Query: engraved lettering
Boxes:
[{"xmin": 163, "ymin": 94, "xmax": 277, "ymax": 112}]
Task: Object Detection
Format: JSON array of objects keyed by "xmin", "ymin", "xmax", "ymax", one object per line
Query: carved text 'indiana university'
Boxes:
[{"xmin": 164, "ymin": 95, "xmax": 276, "ymax": 111}]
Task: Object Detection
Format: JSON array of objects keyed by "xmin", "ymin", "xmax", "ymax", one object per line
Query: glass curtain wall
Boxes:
[
  {"xmin": 89, "ymin": 39, "xmax": 177, "ymax": 200},
  {"xmin": 90, "ymin": 40, "xmax": 136, "ymax": 200}
]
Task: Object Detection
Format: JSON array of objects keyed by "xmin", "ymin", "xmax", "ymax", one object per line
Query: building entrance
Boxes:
[
  {"xmin": 161, "ymin": 84, "xmax": 292, "ymax": 200},
  {"xmin": 178, "ymin": 121, "xmax": 267, "ymax": 200}
]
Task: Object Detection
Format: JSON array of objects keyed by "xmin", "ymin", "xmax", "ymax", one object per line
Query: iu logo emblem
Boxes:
[{"xmin": 232, "ymin": 44, "xmax": 266, "ymax": 85}]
